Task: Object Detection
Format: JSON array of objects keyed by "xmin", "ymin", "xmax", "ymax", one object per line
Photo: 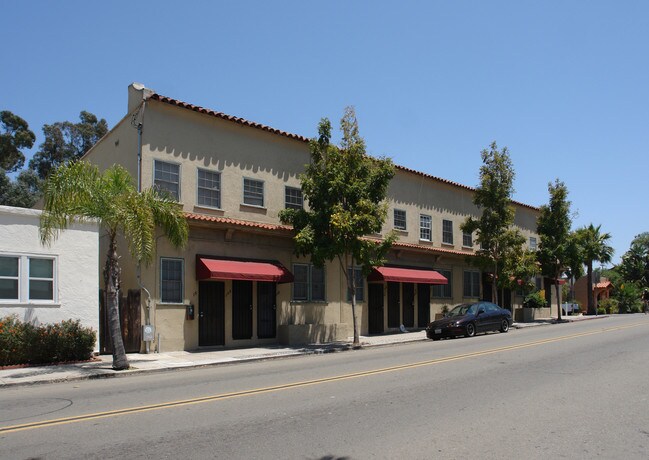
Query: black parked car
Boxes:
[{"xmin": 426, "ymin": 302, "xmax": 512, "ymax": 340}]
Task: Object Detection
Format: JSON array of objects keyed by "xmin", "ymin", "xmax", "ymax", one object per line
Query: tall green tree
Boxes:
[
  {"xmin": 0, "ymin": 110, "xmax": 36, "ymax": 173},
  {"xmin": 0, "ymin": 169, "xmax": 42, "ymax": 207},
  {"xmin": 619, "ymin": 232, "xmax": 649, "ymax": 288},
  {"xmin": 30, "ymin": 111, "xmax": 108, "ymax": 179},
  {"xmin": 575, "ymin": 224, "xmax": 614, "ymax": 315},
  {"xmin": 537, "ymin": 179, "xmax": 572, "ymax": 321},
  {"xmin": 461, "ymin": 142, "xmax": 524, "ymax": 304},
  {"xmin": 279, "ymin": 107, "xmax": 396, "ymax": 347},
  {"xmin": 40, "ymin": 161, "xmax": 188, "ymax": 369}
]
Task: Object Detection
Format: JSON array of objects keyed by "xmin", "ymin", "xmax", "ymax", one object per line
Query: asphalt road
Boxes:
[{"xmin": 2, "ymin": 315, "xmax": 649, "ymax": 459}]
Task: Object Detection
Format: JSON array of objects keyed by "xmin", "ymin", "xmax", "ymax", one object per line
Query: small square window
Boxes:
[
  {"xmin": 243, "ymin": 178, "xmax": 264, "ymax": 207},
  {"xmin": 197, "ymin": 169, "xmax": 221, "ymax": 208},
  {"xmin": 285, "ymin": 186, "xmax": 303, "ymax": 209},
  {"xmin": 442, "ymin": 220, "xmax": 453, "ymax": 245},
  {"xmin": 420, "ymin": 214, "xmax": 432, "ymax": 241},
  {"xmin": 154, "ymin": 160, "xmax": 180, "ymax": 201},
  {"xmin": 394, "ymin": 209, "xmax": 407, "ymax": 231}
]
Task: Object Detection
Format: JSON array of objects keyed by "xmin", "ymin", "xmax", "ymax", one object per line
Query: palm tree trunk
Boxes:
[
  {"xmin": 587, "ymin": 261, "xmax": 595, "ymax": 316},
  {"xmin": 104, "ymin": 237, "xmax": 129, "ymax": 370}
]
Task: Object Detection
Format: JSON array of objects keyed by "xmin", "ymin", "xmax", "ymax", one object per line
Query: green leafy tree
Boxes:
[
  {"xmin": 537, "ymin": 179, "xmax": 572, "ymax": 321},
  {"xmin": 0, "ymin": 169, "xmax": 42, "ymax": 207},
  {"xmin": 619, "ymin": 232, "xmax": 649, "ymax": 288},
  {"xmin": 500, "ymin": 247, "xmax": 539, "ymax": 296},
  {"xmin": 279, "ymin": 107, "xmax": 396, "ymax": 347},
  {"xmin": 40, "ymin": 161, "xmax": 188, "ymax": 369},
  {"xmin": 563, "ymin": 232, "xmax": 585, "ymax": 303},
  {"xmin": 30, "ymin": 111, "xmax": 108, "ymax": 179},
  {"xmin": 0, "ymin": 110, "xmax": 35, "ymax": 173},
  {"xmin": 574, "ymin": 224, "xmax": 614, "ymax": 315},
  {"xmin": 461, "ymin": 142, "xmax": 524, "ymax": 304}
]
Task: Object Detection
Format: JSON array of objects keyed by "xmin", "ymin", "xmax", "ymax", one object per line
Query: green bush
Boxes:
[
  {"xmin": 598, "ymin": 298, "xmax": 618, "ymax": 314},
  {"xmin": 0, "ymin": 315, "xmax": 96, "ymax": 366},
  {"xmin": 523, "ymin": 291, "xmax": 547, "ymax": 309}
]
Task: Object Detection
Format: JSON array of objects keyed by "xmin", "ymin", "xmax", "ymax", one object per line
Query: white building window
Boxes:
[
  {"xmin": 0, "ymin": 255, "xmax": 56, "ymax": 303},
  {"xmin": 442, "ymin": 219, "xmax": 454, "ymax": 245},
  {"xmin": 243, "ymin": 178, "xmax": 264, "ymax": 207},
  {"xmin": 292, "ymin": 264, "xmax": 325, "ymax": 301},
  {"xmin": 394, "ymin": 209, "xmax": 407, "ymax": 231},
  {"xmin": 463, "ymin": 270, "xmax": 480, "ymax": 298},
  {"xmin": 154, "ymin": 160, "xmax": 180, "ymax": 201},
  {"xmin": 197, "ymin": 169, "xmax": 221, "ymax": 208},
  {"xmin": 285, "ymin": 186, "xmax": 303, "ymax": 209},
  {"xmin": 160, "ymin": 258, "xmax": 184, "ymax": 304},
  {"xmin": 529, "ymin": 237, "xmax": 537, "ymax": 251},
  {"xmin": 463, "ymin": 232, "xmax": 473, "ymax": 248},
  {"xmin": 420, "ymin": 214, "xmax": 432, "ymax": 241}
]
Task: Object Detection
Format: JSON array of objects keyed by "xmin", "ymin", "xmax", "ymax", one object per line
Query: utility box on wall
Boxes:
[{"xmin": 142, "ymin": 324, "xmax": 155, "ymax": 342}]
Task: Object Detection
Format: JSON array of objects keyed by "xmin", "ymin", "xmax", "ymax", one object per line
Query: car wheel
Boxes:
[
  {"xmin": 465, "ymin": 323, "xmax": 476, "ymax": 337},
  {"xmin": 432, "ymin": 337, "xmax": 440, "ymax": 341},
  {"xmin": 500, "ymin": 319, "xmax": 509, "ymax": 333}
]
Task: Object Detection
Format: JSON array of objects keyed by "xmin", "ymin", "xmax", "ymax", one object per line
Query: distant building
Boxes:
[
  {"xmin": 574, "ymin": 275, "xmax": 612, "ymax": 311},
  {"xmin": 82, "ymin": 83, "xmax": 541, "ymax": 352},
  {"xmin": 0, "ymin": 205, "xmax": 100, "ymax": 351}
]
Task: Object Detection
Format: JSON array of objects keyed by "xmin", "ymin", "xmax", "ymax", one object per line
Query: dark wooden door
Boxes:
[
  {"xmin": 417, "ymin": 284, "xmax": 430, "ymax": 327},
  {"xmin": 232, "ymin": 280, "xmax": 253, "ymax": 340},
  {"xmin": 402, "ymin": 283, "xmax": 415, "ymax": 328},
  {"xmin": 368, "ymin": 283, "xmax": 384, "ymax": 334},
  {"xmin": 99, "ymin": 289, "xmax": 141, "ymax": 354},
  {"xmin": 257, "ymin": 282, "xmax": 276, "ymax": 339},
  {"xmin": 199, "ymin": 281, "xmax": 225, "ymax": 346},
  {"xmin": 387, "ymin": 282, "xmax": 400, "ymax": 328}
]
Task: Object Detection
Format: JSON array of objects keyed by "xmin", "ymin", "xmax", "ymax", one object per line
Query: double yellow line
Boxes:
[{"xmin": 1, "ymin": 322, "xmax": 642, "ymax": 434}]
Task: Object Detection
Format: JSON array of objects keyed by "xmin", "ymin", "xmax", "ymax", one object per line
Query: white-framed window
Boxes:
[
  {"xmin": 0, "ymin": 255, "xmax": 56, "ymax": 303},
  {"xmin": 197, "ymin": 168, "xmax": 221, "ymax": 208},
  {"xmin": 420, "ymin": 214, "xmax": 432, "ymax": 241},
  {"xmin": 292, "ymin": 264, "xmax": 325, "ymax": 301},
  {"xmin": 463, "ymin": 270, "xmax": 480, "ymax": 298},
  {"xmin": 529, "ymin": 237, "xmax": 537, "ymax": 251},
  {"xmin": 160, "ymin": 258, "xmax": 184, "ymax": 304},
  {"xmin": 394, "ymin": 209, "xmax": 407, "ymax": 231},
  {"xmin": 347, "ymin": 267, "xmax": 365, "ymax": 302},
  {"xmin": 442, "ymin": 219, "xmax": 454, "ymax": 245},
  {"xmin": 463, "ymin": 232, "xmax": 473, "ymax": 248},
  {"xmin": 243, "ymin": 178, "xmax": 264, "ymax": 207},
  {"xmin": 154, "ymin": 160, "xmax": 180, "ymax": 201},
  {"xmin": 285, "ymin": 186, "xmax": 303, "ymax": 209},
  {"xmin": 431, "ymin": 269, "xmax": 452, "ymax": 298}
]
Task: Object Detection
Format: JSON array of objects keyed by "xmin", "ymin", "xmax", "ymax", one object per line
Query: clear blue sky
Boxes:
[{"xmin": 2, "ymin": 1, "xmax": 647, "ymax": 264}]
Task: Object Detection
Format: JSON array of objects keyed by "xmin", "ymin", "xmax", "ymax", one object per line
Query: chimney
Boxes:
[{"xmin": 128, "ymin": 82, "xmax": 154, "ymax": 113}]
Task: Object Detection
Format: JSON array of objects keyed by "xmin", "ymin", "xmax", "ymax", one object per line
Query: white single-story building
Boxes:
[{"xmin": 0, "ymin": 205, "xmax": 100, "ymax": 351}]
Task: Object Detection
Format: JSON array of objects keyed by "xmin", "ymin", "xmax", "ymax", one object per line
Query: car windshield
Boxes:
[{"xmin": 447, "ymin": 304, "xmax": 477, "ymax": 317}]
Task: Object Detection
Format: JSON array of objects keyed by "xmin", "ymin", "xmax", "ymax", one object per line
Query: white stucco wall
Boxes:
[{"xmin": 0, "ymin": 206, "xmax": 100, "ymax": 351}]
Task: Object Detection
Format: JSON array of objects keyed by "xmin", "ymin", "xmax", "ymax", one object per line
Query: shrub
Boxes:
[
  {"xmin": 598, "ymin": 298, "xmax": 618, "ymax": 314},
  {"xmin": 523, "ymin": 291, "xmax": 547, "ymax": 309},
  {"xmin": 0, "ymin": 315, "xmax": 96, "ymax": 366}
]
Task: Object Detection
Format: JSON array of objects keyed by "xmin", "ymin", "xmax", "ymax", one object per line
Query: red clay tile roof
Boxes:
[
  {"xmin": 150, "ymin": 92, "xmax": 538, "ymax": 211},
  {"xmin": 594, "ymin": 281, "xmax": 612, "ymax": 289},
  {"xmin": 185, "ymin": 212, "xmax": 293, "ymax": 232}
]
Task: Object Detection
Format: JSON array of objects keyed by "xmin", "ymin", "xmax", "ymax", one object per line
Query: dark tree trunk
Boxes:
[
  {"xmin": 104, "ymin": 237, "xmax": 129, "ymax": 370},
  {"xmin": 349, "ymin": 256, "xmax": 360, "ymax": 348},
  {"xmin": 587, "ymin": 261, "xmax": 596, "ymax": 315},
  {"xmin": 555, "ymin": 274, "xmax": 562, "ymax": 322}
]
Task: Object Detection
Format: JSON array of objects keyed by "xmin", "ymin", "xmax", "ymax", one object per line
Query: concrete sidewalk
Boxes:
[{"xmin": 0, "ymin": 314, "xmax": 604, "ymax": 388}]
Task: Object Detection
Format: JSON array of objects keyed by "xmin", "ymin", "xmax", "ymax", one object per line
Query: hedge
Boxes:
[{"xmin": 0, "ymin": 315, "xmax": 96, "ymax": 366}]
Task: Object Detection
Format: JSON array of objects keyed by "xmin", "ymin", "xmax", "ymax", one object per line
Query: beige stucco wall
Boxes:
[{"xmin": 0, "ymin": 206, "xmax": 100, "ymax": 351}]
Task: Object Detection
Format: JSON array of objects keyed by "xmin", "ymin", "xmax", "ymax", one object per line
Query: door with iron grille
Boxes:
[
  {"xmin": 232, "ymin": 280, "xmax": 253, "ymax": 340},
  {"xmin": 417, "ymin": 284, "xmax": 430, "ymax": 327},
  {"xmin": 198, "ymin": 281, "xmax": 225, "ymax": 346},
  {"xmin": 368, "ymin": 283, "xmax": 384, "ymax": 334},
  {"xmin": 257, "ymin": 282, "xmax": 276, "ymax": 339},
  {"xmin": 402, "ymin": 283, "xmax": 415, "ymax": 328},
  {"xmin": 387, "ymin": 282, "xmax": 400, "ymax": 328}
]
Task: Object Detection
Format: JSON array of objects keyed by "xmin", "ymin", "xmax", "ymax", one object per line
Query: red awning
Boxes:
[
  {"xmin": 196, "ymin": 258, "xmax": 294, "ymax": 283},
  {"xmin": 367, "ymin": 267, "xmax": 448, "ymax": 285}
]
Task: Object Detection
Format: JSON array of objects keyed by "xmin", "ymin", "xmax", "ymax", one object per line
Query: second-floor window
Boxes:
[
  {"xmin": 243, "ymin": 178, "xmax": 264, "ymax": 207},
  {"xmin": 197, "ymin": 169, "xmax": 221, "ymax": 208},
  {"xmin": 529, "ymin": 237, "xmax": 537, "ymax": 251},
  {"xmin": 463, "ymin": 231, "xmax": 473, "ymax": 248},
  {"xmin": 420, "ymin": 214, "xmax": 432, "ymax": 241},
  {"xmin": 154, "ymin": 160, "xmax": 180, "ymax": 201},
  {"xmin": 442, "ymin": 220, "xmax": 453, "ymax": 245},
  {"xmin": 394, "ymin": 209, "xmax": 407, "ymax": 231},
  {"xmin": 285, "ymin": 186, "xmax": 303, "ymax": 209}
]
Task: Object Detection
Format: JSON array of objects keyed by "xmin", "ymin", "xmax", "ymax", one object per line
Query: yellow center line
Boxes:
[{"xmin": 1, "ymin": 321, "xmax": 643, "ymax": 434}]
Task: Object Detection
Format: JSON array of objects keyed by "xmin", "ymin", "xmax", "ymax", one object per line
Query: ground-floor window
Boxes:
[
  {"xmin": 160, "ymin": 258, "xmax": 184, "ymax": 303},
  {"xmin": 0, "ymin": 254, "xmax": 56, "ymax": 303},
  {"xmin": 463, "ymin": 270, "xmax": 480, "ymax": 298},
  {"xmin": 432, "ymin": 269, "xmax": 452, "ymax": 298},
  {"xmin": 347, "ymin": 267, "xmax": 365, "ymax": 302},
  {"xmin": 292, "ymin": 264, "xmax": 325, "ymax": 301}
]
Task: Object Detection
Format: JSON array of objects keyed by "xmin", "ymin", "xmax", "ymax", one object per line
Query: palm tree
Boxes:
[
  {"xmin": 40, "ymin": 161, "xmax": 188, "ymax": 369},
  {"xmin": 575, "ymin": 224, "xmax": 614, "ymax": 315}
]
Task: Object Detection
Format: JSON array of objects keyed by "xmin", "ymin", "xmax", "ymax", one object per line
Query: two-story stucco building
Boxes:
[{"xmin": 83, "ymin": 83, "xmax": 542, "ymax": 353}]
